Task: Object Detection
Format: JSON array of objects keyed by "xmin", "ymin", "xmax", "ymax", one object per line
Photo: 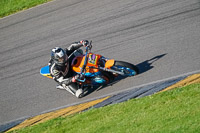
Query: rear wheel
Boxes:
[{"xmin": 112, "ymin": 61, "xmax": 139, "ymax": 76}]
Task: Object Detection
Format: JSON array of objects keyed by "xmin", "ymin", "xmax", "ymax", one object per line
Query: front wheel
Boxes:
[{"xmin": 112, "ymin": 61, "xmax": 139, "ymax": 76}]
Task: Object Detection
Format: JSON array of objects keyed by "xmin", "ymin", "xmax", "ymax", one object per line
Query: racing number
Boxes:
[{"xmin": 88, "ymin": 54, "xmax": 98, "ymax": 65}]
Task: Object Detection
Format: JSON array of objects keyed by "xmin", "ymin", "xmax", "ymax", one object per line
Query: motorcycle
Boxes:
[{"xmin": 40, "ymin": 41, "xmax": 139, "ymax": 98}]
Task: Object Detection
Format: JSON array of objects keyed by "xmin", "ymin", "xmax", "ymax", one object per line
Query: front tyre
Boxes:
[{"xmin": 113, "ymin": 61, "xmax": 139, "ymax": 76}]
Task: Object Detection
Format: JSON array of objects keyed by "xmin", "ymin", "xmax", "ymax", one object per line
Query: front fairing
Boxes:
[{"xmin": 71, "ymin": 53, "xmax": 102, "ymax": 76}]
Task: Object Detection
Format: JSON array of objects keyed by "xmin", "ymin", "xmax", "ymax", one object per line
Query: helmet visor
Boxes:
[
  {"xmin": 57, "ymin": 55, "xmax": 68, "ymax": 64},
  {"xmin": 58, "ymin": 57, "xmax": 64, "ymax": 63}
]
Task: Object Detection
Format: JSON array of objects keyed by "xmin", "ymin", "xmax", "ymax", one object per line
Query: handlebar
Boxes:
[{"xmin": 80, "ymin": 41, "xmax": 92, "ymax": 74}]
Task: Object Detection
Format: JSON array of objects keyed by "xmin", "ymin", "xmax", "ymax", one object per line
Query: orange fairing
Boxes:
[
  {"xmin": 105, "ymin": 59, "xmax": 115, "ymax": 68},
  {"xmin": 72, "ymin": 56, "xmax": 84, "ymax": 73},
  {"xmin": 72, "ymin": 53, "xmax": 102, "ymax": 74}
]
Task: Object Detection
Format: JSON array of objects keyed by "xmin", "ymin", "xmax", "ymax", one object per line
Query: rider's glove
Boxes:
[
  {"xmin": 80, "ymin": 40, "xmax": 92, "ymax": 50},
  {"xmin": 80, "ymin": 40, "xmax": 89, "ymax": 46},
  {"xmin": 72, "ymin": 74, "xmax": 84, "ymax": 82}
]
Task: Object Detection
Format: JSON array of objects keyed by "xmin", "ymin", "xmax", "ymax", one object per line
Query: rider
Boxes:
[{"xmin": 49, "ymin": 40, "xmax": 91, "ymax": 97}]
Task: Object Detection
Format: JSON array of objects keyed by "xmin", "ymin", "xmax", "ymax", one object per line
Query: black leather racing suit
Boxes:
[{"xmin": 48, "ymin": 42, "xmax": 83, "ymax": 87}]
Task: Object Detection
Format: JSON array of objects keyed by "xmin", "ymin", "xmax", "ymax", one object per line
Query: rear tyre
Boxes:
[
  {"xmin": 113, "ymin": 61, "xmax": 139, "ymax": 76},
  {"xmin": 101, "ymin": 71, "xmax": 115, "ymax": 82}
]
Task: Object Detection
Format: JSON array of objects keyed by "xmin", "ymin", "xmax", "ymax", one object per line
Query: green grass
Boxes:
[
  {"xmin": 10, "ymin": 83, "xmax": 200, "ymax": 133},
  {"xmin": 0, "ymin": 0, "xmax": 52, "ymax": 18}
]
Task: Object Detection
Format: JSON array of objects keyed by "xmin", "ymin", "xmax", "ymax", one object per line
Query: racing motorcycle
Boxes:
[{"xmin": 40, "ymin": 41, "xmax": 139, "ymax": 98}]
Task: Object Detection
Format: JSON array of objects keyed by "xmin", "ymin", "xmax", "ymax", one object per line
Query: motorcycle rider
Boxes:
[{"xmin": 49, "ymin": 40, "xmax": 91, "ymax": 97}]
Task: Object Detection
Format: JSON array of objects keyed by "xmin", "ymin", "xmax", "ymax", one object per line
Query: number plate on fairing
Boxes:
[{"xmin": 88, "ymin": 53, "xmax": 98, "ymax": 65}]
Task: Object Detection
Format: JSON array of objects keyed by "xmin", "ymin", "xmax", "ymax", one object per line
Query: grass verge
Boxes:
[
  {"xmin": 0, "ymin": 0, "xmax": 52, "ymax": 18},
  {"xmin": 9, "ymin": 83, "xmax": 200, "ymax": 133}
]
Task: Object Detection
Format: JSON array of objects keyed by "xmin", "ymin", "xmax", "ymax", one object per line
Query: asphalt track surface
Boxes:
[{"xmin": 0, "ymin": 0, "xmax": 200, "ymax": 125}]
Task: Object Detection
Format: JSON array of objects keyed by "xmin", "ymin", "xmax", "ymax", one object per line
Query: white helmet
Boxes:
[{"xmin": 51, "ymin": 47, "xmax": 68, "ymax": 66}]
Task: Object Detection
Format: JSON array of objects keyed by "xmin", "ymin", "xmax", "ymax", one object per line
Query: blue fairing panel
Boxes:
[
  {"xmin": 40, "ymin": 65, "xmax": 50, "ymax": 75},
  {"xmin": 40, "ymin": 66, "xmax": 52, "ymax": 78}
]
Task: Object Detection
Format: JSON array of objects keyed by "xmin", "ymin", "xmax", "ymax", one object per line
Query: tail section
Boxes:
[{"xmin": 40, "ymin": 65, "xmax": 52, "ymax": 79}]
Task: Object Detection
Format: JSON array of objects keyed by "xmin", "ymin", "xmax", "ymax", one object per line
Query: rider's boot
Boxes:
[
  {"xmin": 56, "ymin": 85, "xmax": 65, "ymax": 90},
  {"xmin": 61, "ymin": 83, "xmax": 84, "ymax": 98},
  {"xmin": 75, "ymin": 89, "xmax": 84, "ymax": 98}
]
